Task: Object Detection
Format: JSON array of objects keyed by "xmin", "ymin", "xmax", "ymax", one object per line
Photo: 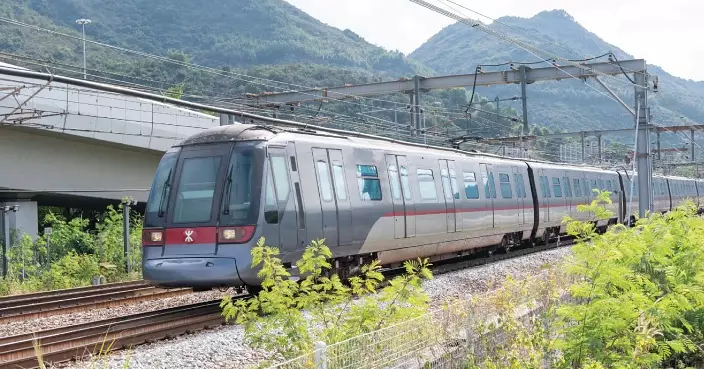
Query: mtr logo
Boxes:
[{"xmin": 184, "ymin": 229, "xmax": 195, "ymax": 243}]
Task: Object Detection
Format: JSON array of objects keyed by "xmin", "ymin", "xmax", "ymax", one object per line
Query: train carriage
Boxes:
[{"xmin": 141, "ymin": 123, "xmax": 703, "ymax": 291}]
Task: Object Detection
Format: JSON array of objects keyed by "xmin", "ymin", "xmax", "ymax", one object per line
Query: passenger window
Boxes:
[
  {"xmin": 271, "ymin": 156, "xmax": 290, "ymax": 202},
  {"xmin": 332, "ymin": 161, "xmax": 347, "ymax": 201},
  {"xmin": 316, "ymin": 161, "xmax": 333, "ymax": 202},
  {"xmin": 400, "ymin": 166, "xmax": 412, "ymax": 201},
  {"xmin": 388, "ymin": 164, "xmax": 402, "ymax": 200},
  {"xmin": 499, "ymin": 173, "xmax": 512, "ymax": 199},
  {"xmin": 356, "ymin": 164, "xmax": 382, "ymax": 201},
  {"xmin": 463, "ymin": 172, "xmax": 480, "ymax": 199},
  {"xmin": 543, "ymin": 176, "xmax": 552, "ymax": 198},
  {"xmin": 418, "ymin": 168, "xmax": 438, "ymax": 200},
  {"xmin": 440, "ymin": 168, "xmax": 453, "ymax": 200},
  {"xmin": 486, "ymin": 172, "xmax": 497, "ymax": 198},
  {"xmin": 552, "ymin": 177, "xmax": 563, "ymax": 197},
  {"xmin": 449, "ymin": 169, "xmax": 460, "ymax": 200}
]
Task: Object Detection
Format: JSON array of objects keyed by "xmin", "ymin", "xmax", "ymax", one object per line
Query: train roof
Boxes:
[{"xmin": 177, "ymin": 123, "xmax": 698, "ymax": 180}]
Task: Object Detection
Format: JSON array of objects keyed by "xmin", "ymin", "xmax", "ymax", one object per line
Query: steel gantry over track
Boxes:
[{"xmin": 242, "ymin": 58, "xmax": 656, "ymax": 218}]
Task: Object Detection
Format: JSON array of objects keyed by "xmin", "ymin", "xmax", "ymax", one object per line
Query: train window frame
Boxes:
[
  {"xmin": 172, "ymin": 156, "xmax": 222, "ymax": 224},
  {"xmin": 316, "ymin": 160, "xmax": 334, "ymax": 202},
  {"xmin": 418, "ymin": 168, "xmax": 438, "ymax": 200},
  {"xmin": 463, "ymin": 171, "xmax": 480, "ymax": 199},
  {"xmin": 332, "ymin": 161, "xmax": 347, "ymax": 201},
  {"xmin": 270, "ymin": 155, "xmax": 291, "ymax": 202},
  {"xmin": 356, "ymin": 164, "xmax": 382, "ymax": 201},
  {"xmin": 552, "ymin": 177, "xmax": 563, "ymax": 198},
  {"xmin": 499, "ymin": 172, "xmax": 512, "ymax": 199}
]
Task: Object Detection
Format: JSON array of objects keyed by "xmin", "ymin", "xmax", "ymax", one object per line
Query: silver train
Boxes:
[{"xmin": 141, "ymin": 123, "xmax": 704, "ymax": 290}]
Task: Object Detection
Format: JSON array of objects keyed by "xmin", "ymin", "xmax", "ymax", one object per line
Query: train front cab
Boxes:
[{"xmin": 141, "ymin": 141, "xmax": 268, "ymax": 289}]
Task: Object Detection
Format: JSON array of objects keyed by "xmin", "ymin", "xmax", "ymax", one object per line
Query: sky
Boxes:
[{"xmin": 284, "ymin": 0, "xmax": 704, "ymax": 81}]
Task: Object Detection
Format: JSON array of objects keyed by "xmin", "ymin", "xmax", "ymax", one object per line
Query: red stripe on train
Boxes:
[
  {"xmin": 165, "ymin": 227, "xmax": 217, "ymax": 245},
  {"xmin": 382, "ymin": 202, "xmax": 612, "ymax": 217}
]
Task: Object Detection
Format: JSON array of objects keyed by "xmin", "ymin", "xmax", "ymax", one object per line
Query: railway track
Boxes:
[
  {"xmin": 0, "ymin": 281, "xmax": 192, "ymax": 324},
  {"xmin": 0, "ymin": 299, "xmax": 230, "ymax": 369}
]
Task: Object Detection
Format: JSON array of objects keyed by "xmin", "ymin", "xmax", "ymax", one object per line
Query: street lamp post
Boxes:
[{"xmin": 75, "ymin": 18, "xmax": 91, "ymax": 79}]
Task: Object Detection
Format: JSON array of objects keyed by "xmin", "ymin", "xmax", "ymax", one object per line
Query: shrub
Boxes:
[{"xmin": 220, "ymin": 238, "xmax": 432, "ymax": 365}]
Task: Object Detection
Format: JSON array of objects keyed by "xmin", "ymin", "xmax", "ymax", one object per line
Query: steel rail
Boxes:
[{"xmin": 0, "ymin": 280, "xmax": 148, "ymax": 309}]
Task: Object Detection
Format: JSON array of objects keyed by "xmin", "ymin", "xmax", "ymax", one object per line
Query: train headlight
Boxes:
[
  {"xmin": 150, "ymin": 231, "xmax": 163, "ymax": 242},
  {"xmin": 218, "ymin": 225, "xmax": 255, "ymax": 244}
]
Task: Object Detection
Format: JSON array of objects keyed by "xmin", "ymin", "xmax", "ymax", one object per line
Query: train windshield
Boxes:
[
  {"xmin": 144, "ymin": 147, "xmax": 180, "ymax": 227},
  {"xmin": 172, "ymin": 155, "xmax": 223, "ymax": 223}
]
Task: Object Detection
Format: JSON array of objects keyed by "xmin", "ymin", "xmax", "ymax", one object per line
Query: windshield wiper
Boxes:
[
  {"xmin": 223, "ymin": 165, "xmax": 234, "ymax": 215},
  {"xmin": 157, "ymin": 169, "xmax": 172, "ymax": 218}
]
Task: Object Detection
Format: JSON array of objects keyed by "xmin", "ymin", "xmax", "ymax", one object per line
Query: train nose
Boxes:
[{"xmin": 143, "ymin": 253, "xmax": 244, "ymax": 288}]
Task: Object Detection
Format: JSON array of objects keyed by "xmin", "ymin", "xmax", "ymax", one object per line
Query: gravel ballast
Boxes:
[
  {"xmin": 0, "ymin": 289, "xmax": 231, "ymax": 338},
  {"xmin": 55, "ymin": 246, "xmax": 572, "ymax": 369}
]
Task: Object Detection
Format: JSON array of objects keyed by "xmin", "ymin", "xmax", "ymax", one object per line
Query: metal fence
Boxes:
[{"xmin": 267, "ymin": 271, "xmax": 571, "ymax": 369}]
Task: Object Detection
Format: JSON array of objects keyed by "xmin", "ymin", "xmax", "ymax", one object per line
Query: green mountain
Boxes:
[{"xmin": 411, "ymin": 10, "xmax": 704, "ymax": 135}]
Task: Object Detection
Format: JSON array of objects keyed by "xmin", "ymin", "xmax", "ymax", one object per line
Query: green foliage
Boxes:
[
  {"xmin": 220, "ymin": 237, "xmax": 432, "ymax": 365},
  {"xmin": 555, "ymin": 193, "xmax": 704, "ymax": 368},
  {"xmin": 0, "ymin": 200, "xmax": 143, "ymax": 296}
]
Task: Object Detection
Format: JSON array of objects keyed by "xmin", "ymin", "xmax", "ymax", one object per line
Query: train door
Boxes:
[
  {"xmin": 563, "ymin": 171, "xmax": 572, "ymax": 216},
  {"xmin": 439, "ymin": 159, "xmax": 458, "ymax": 233},
  {"xmin": 512, "ymin": 166, "xmax": 525, "ymax": 226},
  {"xmin": 479, "ymin": 163, "xmax": 495, "ymax": 228},
  {"xmin": 539, "ymin": 169, "xmax": 550, "ymax": 223},
  {"xmin": 328, "ymin": 149, "xmax": 352, "ymax": 246},
  {"xmin": 312, "ymin": 148, "xmax": 338, "ymax": 247},
  {"xmin": 386, "ymin": 154, "xmax": 405, "ymax": 239},
  {"xmin": 263, "ymin": 146, "xmax": 299, "ymax": 251},
  {"xmin": 398, "ymin": 156, "xmax": 416, "ymax": 237},
  {"xmin": 287, "ymin": 146, "xmax": 306, "ymax": 251}
]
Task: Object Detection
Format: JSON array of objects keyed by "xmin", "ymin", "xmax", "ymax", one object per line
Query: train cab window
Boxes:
[
  {"xmin": 573, "ymin": 178, "xmax": 582, "ymax": 197},
  {"xmin": 173, "ymin": 156, "xmax": 222, "ymax": 224},
  {"xmin": 332, "ymin": 161, "xmax": 347, "ymax": 201},
  {"xmin": 316, "ymin": 161, "xmax": 334, "ymax": 202},
  {"xmin": 440, "ymin": 168, "xmax": 453, "ymax": 200},
  {"xmin": 552, "ymin": 177, "xmax": 563, "ymax": 198},
  {"xmin": 418, "ymin": 168, "xmax": 438, "ymax": 200},
  {"xmin": 499, "ymin": 173, "xmax": 512, "ymax": 199},
  {"xmin": 563, "ymin": 177, "xmax": 573, "ymax": 198},
  {"xmin": 388, "ymin": 164, "xmax": 402, "ymax": 200},
  {"xmin": 400, "ymin": 166, "xmax": 412, "ymax": 201},
  {"xmin": 463, "ymin": 172, "xmax": 480, "ymax": 199},
  {"xmin": 356, "ymin": 165, "xmax": 381, "ymax": 201}
]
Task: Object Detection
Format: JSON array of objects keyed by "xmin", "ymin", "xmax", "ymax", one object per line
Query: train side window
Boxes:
[
  {"xmin": 563, "ymin": 176, "xmax": 573, "ymax": 198},
  {"xmin": 463, "ymin": 172, "xmax": 480, "ymax": 199},
  {"xmin": 440, "ymin": 168, "xmax": 453, "ymax": 200},
  {"xmin": 590, "ymin": 179, "xmax": 597, "ymax": 195},
  {"xmin": 332, "ymin": 161, "xmax": 347, "ymax": 201},
  {"xmin": 543, "ymin": 176, "xmax": 552, "ymax": 198},
  {"xmin": 513, "ymin": 174, "xmax": 522, "ymax": 198},
  {"xmin": 539, "ymin": 176, "xmax": 546, "ymax": 198},
  {"xmin": 316, "ymin": 161, "xmax": 333, "ymax": 202},
  {"xmin": 573, "ymin": 178, "xmax": 582, "ymax": 197},
  {"xmin": 449, "ymin": 169, "xmax": 460, "ymax": 200},
  {"xmin": 519, "ymin": 174, "xmax": 527, "ymax": 198},
  {"xmin": 418, "ymin": 168, "xmax": 438, "ymax": 200},
  {"xmin": 499, "ymin": 173, "xmax": 512, "ymax": 199},
  {"xmin": 356, "ymin": 164, "xmax": 382, "ymax": 201},
  {"xmin": 271, "ymin": 156, "xmax": 290, "ymax": 202},
  {"xmin": 400, "ymin": 166, "xmax": 412, "ymax": 201},
  {"xmin": 606, "ymin": 179, "xmax": 613, "ymax": 193},
  {"xmin": 388, "ymin": 164, "xmax": 402, "ymax": 200},
  {"xmin": 552, "ymin": 177, "xmax": 563, "ymax": 197},
  {"xmin": 598, "ymin": 179, "xmax": 604, "ymax": 190}
]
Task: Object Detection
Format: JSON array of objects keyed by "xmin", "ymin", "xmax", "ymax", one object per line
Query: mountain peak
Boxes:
[{"xmin": 532, "ymin": 9, "xmax": 575, "ymax": 21}]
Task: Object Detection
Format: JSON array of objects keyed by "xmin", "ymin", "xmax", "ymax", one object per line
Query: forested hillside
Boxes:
[{"xmin": 411, "ymin": 10, "xmax": 704, "ymax": 133}]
